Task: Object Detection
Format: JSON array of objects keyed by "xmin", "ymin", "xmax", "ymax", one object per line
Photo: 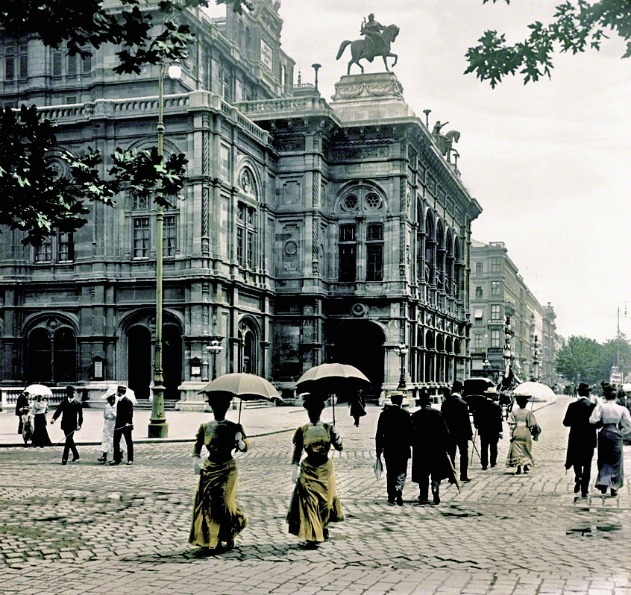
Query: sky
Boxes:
[{"xmin": 208, "ymin": 1, "xmax": 631, "ymax": 343}]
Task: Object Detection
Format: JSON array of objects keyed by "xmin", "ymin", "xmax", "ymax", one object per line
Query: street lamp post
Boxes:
[
  {"xmin": 396, "ymin": 344, "xmax": 408, "ymax": 390},
  {"xmin": 207, "ymin": 338, "xmax": 224, "ymax": 380},
  {"xmin": 148, "ymin": 62, "xmax": 182, "ymax": 439},
  {"xmin": 531, "ymin": 335, "xmax": 540, "ymax": 382}
]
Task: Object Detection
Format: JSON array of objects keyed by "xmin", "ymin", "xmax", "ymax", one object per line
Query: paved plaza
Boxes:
[{"xmin": 1, "ymin": 396, "xmax": 630, "ymax": 594}]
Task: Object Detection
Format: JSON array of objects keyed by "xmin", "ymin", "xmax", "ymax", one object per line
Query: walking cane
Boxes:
[
  {"xmin": 470, "ymin": 427, "xmax": 481, "ymax": 461},
  {"xmin": 52, "ymin": 429, "xmax": 77, "ymax": 447}
]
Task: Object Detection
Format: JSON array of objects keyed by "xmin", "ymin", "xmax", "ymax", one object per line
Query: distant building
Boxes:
[
  {"xmin": 469, "ymin": 241, "xmax": 559, "ymax": 387},
  {"xmin": 0, "ymin": 1, "xmax": 481, "ymax": 406}
]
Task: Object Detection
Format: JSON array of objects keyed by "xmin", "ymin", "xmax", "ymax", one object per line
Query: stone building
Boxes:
[
  {"xmin": 469, "ymin": 240, "xmax": 559, "ymax": 387},
  {"xmin": 0, "ymin": 1, "xmax": 481, "ymax": 407}
]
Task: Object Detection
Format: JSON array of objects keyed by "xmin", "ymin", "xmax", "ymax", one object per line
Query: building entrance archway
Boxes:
[{"xmin": 329, "ymin": 320, "xmax": 385, "ymax": 400}]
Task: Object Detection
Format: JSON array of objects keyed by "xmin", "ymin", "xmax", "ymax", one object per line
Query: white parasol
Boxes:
[{"xmin": 101, "ymin": 386, "xmax": 137, "ymax": 405}]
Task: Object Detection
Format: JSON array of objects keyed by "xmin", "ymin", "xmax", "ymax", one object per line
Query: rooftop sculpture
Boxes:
[{"xmin": 336, "ymin": 13, "xmax": 400, "ymax": 75}]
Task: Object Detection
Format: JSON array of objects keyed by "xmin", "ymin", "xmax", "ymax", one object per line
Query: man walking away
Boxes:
[
  {"xmin": 475, "ymin": 387, "xmax": 504, "ymax": 470},
  {"xmin": 411, "ymin": 389, "xmax": 453, "ymax": 505},
  {"xmin": 110, "ymin": 385, "xmax": 134, "ymax": 466},
  {"xmin": 441, "ymin": 380, "xmax": 472, "ymax": 482},
  {"xmin": 51, "ymin": 386, "xmax": 83, "ymax": 465},
  {"xmin": 563, "ymin": 382, "xmax": 597, "ymax": 497},
  {"xmin": 375, "ymin": 392, "xmax": 412, "ymax": 505}
]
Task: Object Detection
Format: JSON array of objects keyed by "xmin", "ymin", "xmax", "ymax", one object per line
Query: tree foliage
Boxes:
[
  {"xmin": 0, "ymin": 0, "xmax": 247, "ymax": 242},
  {"xmin": 555, "ymin": 334, "xmax": 631, "ymax": 387},
  {"xmin": 465, "ymin": 0, "xmax": 631, "ymax": 87},
  {"xmin": 555, "ymin": 335, "xmax": 603, "ymax": 386},
  {"xmin": 0, "ymin": 106, "xmax": 189, "ymax": 246}
]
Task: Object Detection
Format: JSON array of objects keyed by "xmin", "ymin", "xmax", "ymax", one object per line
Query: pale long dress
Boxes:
[
  {"xmin": 506, "ymin": 407, "xmax": 537, "ymax": 468},
  {"xmin": 589, "ymin": 401, "xmax": 631, "ymax": 490},
  {"xmin": 101, "ymin": 402, "xmax": 117, "ymax": 455}
]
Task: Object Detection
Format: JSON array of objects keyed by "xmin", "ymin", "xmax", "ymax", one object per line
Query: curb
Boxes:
[{"xmin": 0, "ymin": 426, "xmax": 296, "ymax": 449}]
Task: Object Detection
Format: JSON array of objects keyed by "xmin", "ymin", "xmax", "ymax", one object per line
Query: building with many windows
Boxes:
[
  {"xmin": 469, "ymin": 240, "xmax": 559, "ymax": 387},
  {"xmin": 0, "ymin": 1, "xmax": 481, "ymax": 407}
]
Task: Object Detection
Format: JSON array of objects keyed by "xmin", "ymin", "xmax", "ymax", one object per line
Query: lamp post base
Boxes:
[{"xmin": 148, "ymin": 420, "xmax": 169, "ymax": 439}]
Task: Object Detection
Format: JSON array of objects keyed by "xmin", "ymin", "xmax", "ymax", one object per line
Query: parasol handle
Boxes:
[
  {"xmin": 238, "ymin": 398, "xmax": 243, "ymax": 424},
  {"xmin": 332, "ymin": 393, "xmax": 336, "ymax": 424}
]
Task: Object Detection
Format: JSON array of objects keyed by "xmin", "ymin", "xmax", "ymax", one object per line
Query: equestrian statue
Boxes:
[
  {"xmin": 432, "ymin": 121, "xmax": 461, "ymax": 159},
  {"xmin": 336, "ymin": 13, "xmax": 400, "ymax": 75}
]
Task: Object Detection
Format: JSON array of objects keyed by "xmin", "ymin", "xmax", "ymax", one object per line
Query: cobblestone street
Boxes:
[{"xmin": 1, "ymin": 396, "xmax": 630, "ymax": 594}]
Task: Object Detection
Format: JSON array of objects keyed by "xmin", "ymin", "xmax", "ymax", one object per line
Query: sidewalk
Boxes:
[{"xmin": 0, "ymin": 404, "xmax": 309, "ymax": 447}]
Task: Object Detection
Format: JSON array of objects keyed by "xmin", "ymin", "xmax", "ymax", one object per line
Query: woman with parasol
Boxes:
[
  {"xmin": 287, "ymin": 393, "xmax": 344, "ymax": 549},
  {"xmin": 189, "ymin": 391, "xmax": 249, "ymax": 554},
  {"xmin": 30, "ymin": 393, "xmax": 52, "ymax": 447}
]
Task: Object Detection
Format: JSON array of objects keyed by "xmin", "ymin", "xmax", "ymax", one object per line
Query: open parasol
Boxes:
[
  {"xmin": 23, "ymin": 384, "xmax": 53, "ymax": 398},
  {"xmin": 199, "ymin": 372, "xmax": 282, "ymax": 422},
  {"xmin": 513, "ymin": 381, "xmax": 556, "ymax": 403},
  {"xmin": 101, "ymin": 386, "xmax": 138, "ymax": 405},
  {"xmin": 296, "ymin": 363, "xmax": 371, "ymax": 423}
]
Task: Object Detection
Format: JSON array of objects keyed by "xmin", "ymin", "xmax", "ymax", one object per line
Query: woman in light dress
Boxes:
[
  {"xmin": 97, "ymin": 393, "xmax": 117, "ymax": 464},
  {"xmin": 589, "ymin": 383, "xmax": 631, "ymax": 497},
  {"xmin": 506, "ymin": 393, "xmax": 539, "ymax": 474}
]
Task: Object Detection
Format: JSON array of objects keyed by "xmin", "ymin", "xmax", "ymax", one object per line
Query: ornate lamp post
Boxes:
[
  {"xmin": 148, "ymin": 62, "xmax": 182, "ymax": 439},
  {"xmin": 207, "ymin": 337, "xmax": 224, "ymax": 380},
  {"xmin": 396, "ymin": 344, "xmax": 408, "ymax": 390},
  {"xmin": 531, "ymin": 335, "xmax": 540, "ymax": 382}
]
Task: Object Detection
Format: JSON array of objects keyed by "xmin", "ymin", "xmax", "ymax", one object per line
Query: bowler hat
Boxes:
[
  {"xmin": 117, "ymin": 385, "xmax": 127, "ymax": 392},
  {"xmin": 452, "ymin": 380, "xmax": 464, "ymax": 393},
  {"xmin": 578, "ymin": 382, "xmax": 591, "ymax": 393},
  {"xmin": 66, "ymin": 385, "xmax": 75, "ymax": 395}
]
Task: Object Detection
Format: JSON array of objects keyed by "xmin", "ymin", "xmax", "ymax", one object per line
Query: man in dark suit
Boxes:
[
  {"xmin": 411, "ymin": 388, "xmax": 453, "ymax": 505},
  {"xmin": 51, "ymin": 385, "xmax": 83, "ymax": 465},
  {"xmin": 110, "ymin": 385, "xmax": 134, "ymax": 466},
  {"xmin": 375, "ymin": 391, "xmax": 412, "ymax": 505},
  {"xmin": 15, "ymin": 391, "xmax": 29, "ymax": 434},
  {"xmin": 474, "ymin": 387, "xmax": 504, "ymax": 470},
  {"xmin": 563, "ymin": 382, "xmax": 597, "ymax": 497},
  {"xmin": 441, "ymin": 380, "xmax": 472, "ymax": 482}
]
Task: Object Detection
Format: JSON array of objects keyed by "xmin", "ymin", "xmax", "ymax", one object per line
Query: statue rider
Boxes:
[
  {"xmin": 361, "ymin": 13, "xmax": 385, "ymax": 60},
  {"xmin": 432, "ymin": 121, "xmax": 449, "ymax": 137}
]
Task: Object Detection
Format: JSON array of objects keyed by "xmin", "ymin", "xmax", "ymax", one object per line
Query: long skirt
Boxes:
[
  {"xmin": 189, "ymin": 458, "xmax": 247, "ymax": 549},
  {"xmin": 287, "ymin": 458, "xmax": 344, "ymax": 543},
  {"xmin": 31, "ymin": 414, "xmax": 52, "ymax": 447},
  {"xmin": 101, "ymin": 419, "xmax": 115, "ymax": 455},
  {"xmin": 595, "ymin": 425, "xmax": 624, "ymax": 490},
  {"xmin": 506, "ymin": 426, "xmax": 534, "ymax": 468}
]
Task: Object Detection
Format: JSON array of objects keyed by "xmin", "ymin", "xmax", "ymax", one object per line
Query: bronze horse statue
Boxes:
[
  {"xmin": 435, "ymin": 130, "xmax": 460, "ymax": 158},
  {"xmin": 336, "ymin": 24, "xmax": 400, "ymax": 75}
]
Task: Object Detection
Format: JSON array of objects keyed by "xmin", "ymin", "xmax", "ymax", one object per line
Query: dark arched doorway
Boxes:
[
  {"xmin": 26, "ymin": 324, "xmax": 77, "ymax": 384},
  {"xmin": 329, "ymin": 320, "xmax": 385, "ymax": 400},
  {"xmin": 128, "ymin": 325, "xmax": 152, "ymax": 400}
]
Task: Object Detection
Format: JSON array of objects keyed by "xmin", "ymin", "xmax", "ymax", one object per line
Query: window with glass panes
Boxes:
[
  {"xmin": 338, "ymin": 224, "xmax": 357, "ymax": 282},
  {"xmin": 236, "ymin": 203, "xmax": 256, "ymax": 268},
  {"xmin": 133, "ymin": 218, "xmax": 150, "ymax": 258},
  {"xmin": 474, "ymin": 334, "xmax": 483, "ymax": 350},
  {"xmin": 491, "ymin": 304, "xmax": 501, "ymax": 320},
  {"xmin": 5, "ymin": 43, "xmax": 28, "ymax": 80},
  {"xmin": 366, "ymin": 223, "xmax": 383, "ymax": 281},
  {"xmin": 491, "ymin": 257, "xmax": 501, "ymax": 273},
  {"xmin": 491, "ymin": 281, "xmax": 501, "ymax": 296},
  {"xmin": 164, "ymin": 216, "xmax": 177, "ymax": 257},
  {"xmin": 33, "ymin": 232, "xmax": 74, "ymax": 263},
  {"xmin": 490, "ymin": 329, "xmax": 501, "ymax": 347}
]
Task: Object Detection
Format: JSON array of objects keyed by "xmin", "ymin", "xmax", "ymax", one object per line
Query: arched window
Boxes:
[
  {"xmin": 236, "ymin": 167, "xmax": 258, "ymax": 270},
  {"xmin": 336, "ymin": 185, "xmax": 386, "ymax": 283},
  {"xmin": 26, "ymin": 325, "xmax": 76, "ymax": 383},
  {"xmin": 425, "ymin": 211, "xmax": 435, "ymax": 285}
]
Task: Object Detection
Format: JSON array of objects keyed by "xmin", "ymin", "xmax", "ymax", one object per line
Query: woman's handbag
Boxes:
[{"xmin": 530, "ymin": 423, "xmax": 542, "ymax": 441}]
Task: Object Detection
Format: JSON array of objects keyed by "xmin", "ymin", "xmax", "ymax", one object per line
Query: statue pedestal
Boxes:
[{"xmin": 330, "ymin": 72, "xmax": 416, "ymax": 122}]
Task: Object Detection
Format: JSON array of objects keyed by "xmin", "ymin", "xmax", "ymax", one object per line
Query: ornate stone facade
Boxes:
[{"xmin": 0, "ymin": 2, "xmax": 481, "ymax": 406}]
